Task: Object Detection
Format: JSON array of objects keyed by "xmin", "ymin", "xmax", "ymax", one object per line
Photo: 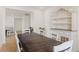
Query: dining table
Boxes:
[{"xmin": 18, "ymin": 32, "xmax": 62, "ymax": 52}]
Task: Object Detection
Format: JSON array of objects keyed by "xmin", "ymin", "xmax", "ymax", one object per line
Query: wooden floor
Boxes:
[{"xmin": 0, "ymin": 35, "xmax": 17, "ymax": 52}]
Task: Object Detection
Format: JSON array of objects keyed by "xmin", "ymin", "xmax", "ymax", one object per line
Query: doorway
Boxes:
[{"xmin": 14, "ymin": 17, "xmax": 23, "ymax": 34}]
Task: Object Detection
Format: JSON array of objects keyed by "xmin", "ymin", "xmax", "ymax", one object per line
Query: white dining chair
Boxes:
[
  {"xmin": 15, "ymin": 31, "xmax": 21, "ymax": 52},
  {"xmin": 53, "ymin": 40, "xmax": 73, "ymax": 52},
  {"xmin": 51, "ymin": 33, "xmax": 57, "ymax": 39}
]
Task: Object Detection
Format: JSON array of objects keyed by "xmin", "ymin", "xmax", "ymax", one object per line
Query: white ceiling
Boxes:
[
  {"xmin": 6, "ymin": 8, "xmax": 31, "ymax": 16},
  {"xmin": 6, "ymin": 6, "xmax": 75, "ymax": 16},
  {"xmin": 27, "ymin": 6, "xmax": 49, "ymax": 10},
  {"xmin": 6, "ymin": 6, "xmax": 50, "ymax": 16}
]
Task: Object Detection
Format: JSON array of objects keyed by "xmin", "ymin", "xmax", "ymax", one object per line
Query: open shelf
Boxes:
[
  {"xmin": 50, "ymin": 8, "xmax": 72, "ymax": 31},
  {"xmin": 51, "ymin": 16, "xmax": 71, "ymax": 20},
  {"xmin": 50, "ymin": 28, "xmax": 72, "ymax": 31},
  {"xmin": 53, "ymin": 23, "xmax": 71, "ymax": 25}
]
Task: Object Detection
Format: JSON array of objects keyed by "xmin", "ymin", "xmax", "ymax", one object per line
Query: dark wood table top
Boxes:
[{"xmin": 18, "ymin": 32, "xmax": 62, "ymax": 52}]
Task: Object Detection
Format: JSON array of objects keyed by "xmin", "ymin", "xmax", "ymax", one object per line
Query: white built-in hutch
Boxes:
[
  {"xmin": 45, "ymin": 7, "xmax": 77, "ymax": 51},
  {"xmin": 50, "ymin": 8, "xmax": 72, "ymax": 31}
]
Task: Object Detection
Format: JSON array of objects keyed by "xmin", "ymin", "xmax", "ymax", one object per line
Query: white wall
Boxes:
[
  {"xmin": 76, "ymin": 7, "xmax": 79, "ymax": 52},
  {"xmin": 44, "ymin": 7, "xmax": 60, "ymax": 37},
  {"xmin": 31, "ymin": 10, "xmax": 45, "ymax": 34},
  {"xmin": 0, "ymin": 7, "xmax": 5, "ymax": 47},
  {"xmin": 5, "ymin": 14, "xmax": 14, "ymax": 28},
  {"xmin": 22, "ymin": 15, "xmax": 31, "ymax": 32}
]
